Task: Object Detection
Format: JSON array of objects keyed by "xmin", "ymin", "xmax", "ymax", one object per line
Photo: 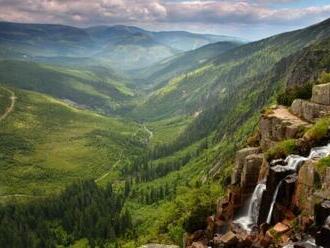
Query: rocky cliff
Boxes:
[{"xmin": 185, "ymin": 83, "xmax": 330, "ymax": 248}]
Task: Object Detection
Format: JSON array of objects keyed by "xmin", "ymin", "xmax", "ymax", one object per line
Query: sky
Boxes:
[{"xmin": 1, "ymin": 0, "xmax": 330, "ymax": 40}]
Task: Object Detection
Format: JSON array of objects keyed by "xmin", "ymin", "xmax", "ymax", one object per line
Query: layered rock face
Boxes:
[
  {"xmin": 185, "ymin": 83, "xmax": 330, "ymax": 248},
  {"xmin": 291, "ymin": 82, "xmax": 330, "ymax": 122},
  {"xmin": 260, "ymin": 106, "xmax": 309, "ymax": 150}
]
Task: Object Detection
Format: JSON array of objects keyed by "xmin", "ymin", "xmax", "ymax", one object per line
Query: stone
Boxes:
[
  {"xmin": 240, "ymin": 153, "xmax": 264, "ymax": 195},
  {"xmin": 140, "ymin": 245, "xmax": 179, "ymax": 248},
  {"xmin": 190, "ymin": 242, "xmax": 207, "ymax": 248},
  {"xmin": 260, "ymin": 106, "xmax": 309, "ymax": 151},
  {"xmin": 291, "ymin": 99, "xmax": 330, "ymax": 123},
  {"xmin": 219, "ymin": 231, "xmax": 238, "ymax": 247},
  {"xmin": 315, "ymin": 200, "xmax": 330, "ymax": 226},
  {"xmin": 315, "ymin": 220, "xmax": 330, "ymax": 247},
  {"xmin": 293, "ymin": 160, "xmax": 316, "ymax": 216},
  {"xmin": 273, "ymin": 222, "xmax": 290, "ymax": 234},
  {"xmin": 231, "ymin": 147, "xmax": 261, "ymax": 185},
  {"xmin": 311, "ymin": 83, "xmax": 330, "ymax": 106}
]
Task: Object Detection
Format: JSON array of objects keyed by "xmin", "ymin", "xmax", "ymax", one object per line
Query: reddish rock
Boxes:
[
  {"xmin": 219, "ymin": 231, "xmax": 238, "ymax": 247},
  {"xmin": 190, "ymin": 242, "xmax": 207, "ymax": 248},
  {"xmin": 273, "ymin": 222, "xmax": 290, "ymax": 234}
]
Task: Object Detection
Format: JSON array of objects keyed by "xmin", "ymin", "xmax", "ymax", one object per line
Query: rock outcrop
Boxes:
[
  {"xmin": 260, "ymin": 106, "xmax": 309, "ymax": 150},
  {"xmin": 185, "ymin": 83, "xmax": 330, "ymax": 248},
  {"xmin": 291, "ymin": 82, "xmax": 330, "ymax": 123},
  {"xmin": 311, "ymin": 83, "xmax": 330, "ymax": 105}
]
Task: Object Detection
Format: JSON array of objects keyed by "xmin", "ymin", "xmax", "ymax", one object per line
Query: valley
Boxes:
[{"xmin": 0, "ymin": 16, "xmax": 330, "ymax": 248}]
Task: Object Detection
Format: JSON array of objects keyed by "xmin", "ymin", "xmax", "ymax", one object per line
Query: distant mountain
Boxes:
[
  {"xmin": 131, "ymin": 18, "xmax": 330, "ymax": 121},
  {"xmin": 0, "ymin": 22, "xmax": 242, "ymax": 70},
  {"xmin": 133, "ymin": 41, "xmax": 243, "ymax": 88}
]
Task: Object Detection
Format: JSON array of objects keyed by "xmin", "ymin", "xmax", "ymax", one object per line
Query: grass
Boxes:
[
  {"xmin": 266, "ymin": 139, "xmax": 298, "ymax": 160},
  {"xmin": 315, "ymin": 156, "xmax": 330, "ymax": 176},
  {"xmin": 0, "ymin": 87, "xmax": 12, "ymax": 116},
  {"xmin": 304, "ymin": 117, "xmax": 330, "ymax": 142},
  {"xmin": 0, "ymin": 87, "xmax": 145, "ymax": 197},
  {"xmin": 147, "ymin": 116, "xmax": 193, "ymax": 146}
]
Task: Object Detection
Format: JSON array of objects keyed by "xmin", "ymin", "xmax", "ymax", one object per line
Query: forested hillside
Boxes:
[{"xmin": 1, "ymin": 17, "xmax": 330, "ymax": 248}]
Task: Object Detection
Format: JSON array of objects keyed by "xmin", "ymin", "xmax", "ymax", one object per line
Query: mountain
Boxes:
[
  {"xmin": 0, "ymin": 60, "xmax": 135, "ymax": 114},
  {"xmin": 0, "ymin": 22, "xmax": 242, "ymax": 70},
  {"xmin": 132, "ymin": 41, "xmax": 243, "ymax": 88},
  {"xmin": 1, "ymin": 17, "xmax": 330, "ymax": 248},
  {"xmin": 132, "ymin": 18, "xmax": 330, "ymax": 120}
]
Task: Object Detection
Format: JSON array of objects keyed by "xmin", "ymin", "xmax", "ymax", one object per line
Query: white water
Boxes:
[
  {"xmin": 266, "ymin": 179, "xmax": 283, "ymax": 224},
  {"xmin": 266, "ymin": 144, "xmax": 330, "ymax": 224},
  {"xmin": 234, "ymin": 182, "xmax": 266, "ymax": 231}
]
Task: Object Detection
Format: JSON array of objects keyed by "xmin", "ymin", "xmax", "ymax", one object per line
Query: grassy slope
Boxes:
[
  {"xmin": 0, "ymin": 87, "xmax": 145, "ymax": 197},
  {"xmin": 0, "ymin": 60, "xmax": 136, "ymax": 114},
  {"xmin": 132, "ymin": 19, "xmax": 330, "ymax": 120}
]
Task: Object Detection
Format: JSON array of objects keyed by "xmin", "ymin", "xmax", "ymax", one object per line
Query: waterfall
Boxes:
[
  {"xmin": 248, "ymin": 183, "xmax": 266, "ymax": 224},
  {"xmin": 266, "ymin": 179, "xmax": 283, "ymax": 224},
  {"xmin": 266, "ymin": 143, "xmax": 330, "ymax": 224},
  {"xmin": 234, "ymin": 182, "xmax": 266, "ymax": 231}
]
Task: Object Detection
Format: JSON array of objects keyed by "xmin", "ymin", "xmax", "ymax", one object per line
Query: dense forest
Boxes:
[{"xmin": 0, "ymin": 181, "xmax": 132, "ymax": 247}]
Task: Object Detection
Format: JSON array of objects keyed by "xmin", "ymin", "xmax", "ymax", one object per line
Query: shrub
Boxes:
[
  {"xmin": 315, "ymin": 156, "xmax": 330, "ymax": 176},
  {"xmin": 304, "ymin": 118, "xmax": 330, "ymax": 143},
  {"xmin": 277, "ymin": 84, "xmax": 313, "ymax": 106},
  {"xmin": 318, "ymin": 71, "xmax": 330, "ymax": 84},
  {"xmin": 266, "ymin": 139, "xmax": 298, "ymax": 161}
]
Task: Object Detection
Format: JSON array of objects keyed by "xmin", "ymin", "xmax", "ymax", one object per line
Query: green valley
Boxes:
[{"xmin": 1, "ymin": 13, "xmax": 330, "ymax": 248}]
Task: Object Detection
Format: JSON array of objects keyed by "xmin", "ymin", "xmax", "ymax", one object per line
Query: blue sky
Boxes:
[{"xmin": 0, "ymin": 0, "xmax": 330, "ymax": 40}]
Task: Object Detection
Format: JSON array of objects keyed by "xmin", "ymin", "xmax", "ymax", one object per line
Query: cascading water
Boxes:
[
  {"xmin": 266, "ymin": 144, "xmax": 330, "ymax": 224},
  {"xmin": 234, "ymin": 143, "xmax": 330, "ymax": 230},
  {"xmin": 266, "ymin": 179, "xmax": 284, "ymax": 224},
  {"xmin": 234, "ymin": 182, "xmax": 266, "ymax": 231}
]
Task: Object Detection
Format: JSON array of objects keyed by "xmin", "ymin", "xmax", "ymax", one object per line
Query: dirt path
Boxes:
[
  {"xmin": 95, "ymin": 159, "xmax": 121, "ymax": 183},
  {"xmin": 0, "ymin": 87, "xmax": 16, "ymax": 122},
  {"xmin": 143, "ymin": 124, "xmax": 154, "ymax": 140}
]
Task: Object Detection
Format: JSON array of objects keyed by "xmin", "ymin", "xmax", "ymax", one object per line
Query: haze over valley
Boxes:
[{"xmin": 1, "ymin": 1, "xmax": 330, "ymax": 247}]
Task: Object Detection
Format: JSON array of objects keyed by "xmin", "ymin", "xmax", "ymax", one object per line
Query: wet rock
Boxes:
[
  {"xmin": 219, "ymin": 231, "xmax": 238, "ymax": 247},
  {"xmin": 290, "ymin": 99, "xmax": 330, "ymax": 123},
  {"xmin": 314, "ymin": 200, "xmax": 330, "ymax": 226},
  {"xmin": 231, "ymin": 147, "xmax": 261, "ymax": 185},
  {"xmin": 311, "ymin": 83, "xmax": 330, "ymax": 106},
  {"xmin": 315, "ymin": 216, "xmax": 330, "ymax": 247}
]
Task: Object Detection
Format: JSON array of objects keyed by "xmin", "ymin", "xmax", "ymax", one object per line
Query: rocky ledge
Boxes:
[{"xmin": 185, "ymin": 83, "xmax": 330, "ymax": 248}]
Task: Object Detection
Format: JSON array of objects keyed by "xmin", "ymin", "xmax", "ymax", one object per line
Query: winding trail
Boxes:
[
  {"xmin": 143, "ymin": 124, "xmax": 154, "ymax": 140},
  {"xmin": 95, "ymin": 159, "xmax": 121, "ymax": 183},
  {"xmin": 0, "ymin": 87, "xmax": 16, "ymax": 122}
]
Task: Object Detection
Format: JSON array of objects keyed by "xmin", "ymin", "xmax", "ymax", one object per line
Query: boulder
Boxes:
[
  {"xmin": 219, "ymin": 231, "xmax": 238, "ymax": 247},
  {"xmin": 190, "ymin": 242, "xmax": 207, "ymax": 248},
  {"xmin": 231, "ymin": 147, "xmax": 261, "ymax": 185},
  {"xmin": 273, "ymin": 222, "xmax": 290, "ymax": 234},
  {"xmin": 311, "ymin": 83, "xmax": 330, "ymax": 106},
  {"xmin": 260, "ymin": 106, "xmax": 309, "ymax": 151},
  {"xmin": 316, "ymin": 216, "xmax": 330, "ymax": 247},
  {"xmin": 291, "ymin": 99, "xmax": 330, "ymax": 123},
  {"xmin": 314, "ymin": 200, "xmax": 330, "ymax": 226},
  {"xmin": 240, "ymin": 153, "xmax": 264, "ymax": 195},
  {"xmin": 293, "ymin": 160, "xmax": 316, "ymax": 216}
]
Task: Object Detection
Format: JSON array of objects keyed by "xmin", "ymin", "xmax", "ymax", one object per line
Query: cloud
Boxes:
[{"xmin": 0, "ymin": 0, "xmax": 329, "ymax": 39}]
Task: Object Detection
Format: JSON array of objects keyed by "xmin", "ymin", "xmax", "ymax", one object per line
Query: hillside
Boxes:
[
  {"xmin": 1, "ymin": 17, "xmax": 330, "ymax": 248},
  {"xmin": 0, "ymin": 22, "xmax": 239, "ymax": 70},
  {"xmin": 132, "ymin": 18, "xmax": 330, "ymax": 121},
  {"xmin": 131, "ymin": 41, "xmax": 242, "ymax": 89},
  {"xmin": 0, "ymin": 87, "xmax": 146, "ymax": 199},
  {"xmin": 0, "ymin": 60, "xmax": 136, "ymax": 114}
]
